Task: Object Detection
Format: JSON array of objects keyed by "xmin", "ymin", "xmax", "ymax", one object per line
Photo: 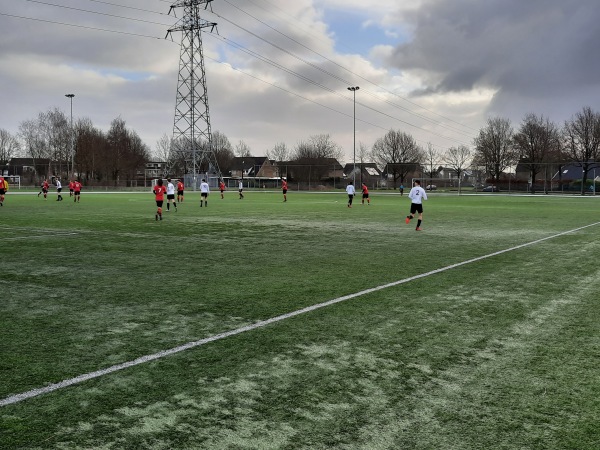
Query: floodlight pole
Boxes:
[
  {"xmin": 65, "ymin": 94, "xmax": 75, "ymax": 176},
  {"xmin": 347, "ymin": 86, "xmax": 359, "ymax": 185}
]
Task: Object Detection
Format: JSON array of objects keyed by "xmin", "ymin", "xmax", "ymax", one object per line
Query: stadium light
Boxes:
[
  {"xmin": 347, "ymin": 86, "xmax": 359, "ymax": 185},
  {"xmin": 65, "ymin": 94, "xmax": 75, "ymax": 176}
]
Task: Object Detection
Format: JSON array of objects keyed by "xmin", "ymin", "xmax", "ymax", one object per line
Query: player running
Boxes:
[
  {"xmin": 177, "ymin": 179, "xmax": 185, "ymax": 203},
  {"xmin": 68, "ymin": 179, "xmax": 75, "ymax": 197},
  {"xmin": 200, "ymin": 179, "xmax": 209, "ymax": 207},
  {"xmin": 166, "ymin": 178, "xmax": 177, "ymax": 212},
  {"xmin": 281, "ymin": 177, "xmax": 288, "ymax": 202},
  {"xmin": 153, "ymin": 179, "xmax": 166, "ymax": 221},
  {"xmin": 361, "ymin": 182, "xmax": 370, "ymax": 205},
  {"xmin": 406, "ymin": 179, "xmax": 428, "ymax": 231},
  {"xmin": 38, "ymin": 179, "xmax": 49, "ymax": 199},
  {"xmin": 238, "ymin": 179, "xmax": 244, "ymax": 199}
]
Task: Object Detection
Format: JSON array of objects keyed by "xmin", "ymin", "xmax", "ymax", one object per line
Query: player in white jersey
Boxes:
[
  {"xmin": 55, "ymin": 178, "xmax": 63, "ymax": 201},
  {"xmin": 166, "ymin": 178, "xmax": 177, "ymax": 212},
  {"xmin": 405, "ymin": 179, "xmax": 428, "ymax": 231},
  {"xmin": 200, "ymin": 179, "xmax": 210, "ymax": 207},
  {"xmin": 346, "ymin": 181, "xmax": 355, "ymax": 208}
]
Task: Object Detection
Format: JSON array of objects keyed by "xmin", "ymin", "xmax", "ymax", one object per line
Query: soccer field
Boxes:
[{"xmin": 1, "ymin": 191, "xmax": 600, "ymax": 449}]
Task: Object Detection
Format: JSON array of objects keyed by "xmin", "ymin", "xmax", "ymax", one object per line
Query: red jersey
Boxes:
[
  {"xmin": 282, "ymin": 180, "xmax": 288, "ymax": 190},
  {"xmin": 42, "ymin": 180, "xmax": 49, "ymax": 189},
  {"xmin": 177, "ymin": 181, "xmax": 184, "ymax": 191},
  {"xmin": 69, "ymin": 181, "xmax": 75, "ymax": 190},
  {"xmin": 362, "ymin": 184, "xmax": 369, "ymax": 194},
  {"xmin": 153, "ymin": 185, "xmax": 166, "ymax": 201},
  {"xmin": 0, "ymin": 177, "xmax": 4, "ymax": 188},
  {"xmin": 219, "ymin": 182, "xmax": 225, "ymax": 191},
  {"xmin": 73, "ymin": 181, "xmax": 82, "ymax": 192}
]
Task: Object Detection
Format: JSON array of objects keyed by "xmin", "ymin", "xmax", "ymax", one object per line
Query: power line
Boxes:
[
  {"xmin": 22, "ymin": 0, "xmax": 173, "ymax": 27},
  {"xmin": 219, "ymin": 0, "xmax": 478, "ymax": 136},
  {"xmin": 0, "ymin": 11, "xmax": 165, "ymax": 39}
]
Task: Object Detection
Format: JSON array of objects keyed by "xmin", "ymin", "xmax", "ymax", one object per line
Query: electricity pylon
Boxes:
[{"xmin": 166, "ymin": 0, "xmax": 221, "ymax": 187}]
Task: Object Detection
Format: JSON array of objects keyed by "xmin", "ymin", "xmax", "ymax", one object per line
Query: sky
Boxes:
[{"xmin": 1, "ymin": 0, "xmax": 600, "ymax": 163}]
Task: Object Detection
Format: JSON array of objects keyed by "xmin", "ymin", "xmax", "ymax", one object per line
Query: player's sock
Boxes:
[{"xmin": 417, "ymin": 219, "xmax": 422, "ymax": 228}]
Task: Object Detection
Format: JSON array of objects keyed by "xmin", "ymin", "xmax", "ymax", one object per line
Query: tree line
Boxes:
[{"xmin": 1, "ymin": 106, "xmax": 599, "ymax": 192}]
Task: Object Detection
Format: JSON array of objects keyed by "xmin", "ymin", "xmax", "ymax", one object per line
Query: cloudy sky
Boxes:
[{"xmin": 1, "ymin": 0, "xmax": 599, "ymax": 162}]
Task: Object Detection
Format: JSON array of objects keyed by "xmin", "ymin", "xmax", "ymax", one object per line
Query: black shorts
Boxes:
[
  {"xmin": 410, "ymin": 203, "xmax": 423, "ymax": 214},
  {"xmin": 362, "ymin": 193, "xmax": 369, "ymax": 199},
  {"xmin": 57, "ymin": 188, "xmax": 62, "ymax": 193},
  {"xmin": 201, "ymin": 192, "xmax": 208, "ymax": 198},
  {"xmin": 42, "ymin": 188, "xmax": 48, "ymax": 193},
  {"xmin": 156, "ymin": 200, "xmax": 164, "ymax": 207},
  {"xmin": 282, "ymin": 189, "xmax": 287, "ymax": 194},
  {"xmin": 69, "ymin": 189, "xmax": 74, "ymax": 193},
  {"xmin": 0, "ymin": 189, "xmax": 5, "ymax": 195},
  {"xmin": 74, "ymin": 191, "xmax": 81, "ymax": 195},
  {"xmin": 177, "ymin": 190, "xmax": 184, "ymax": 196},
  {"xmin": 167, "ymin": 194, "xmax": 175, "ymax": 200}
]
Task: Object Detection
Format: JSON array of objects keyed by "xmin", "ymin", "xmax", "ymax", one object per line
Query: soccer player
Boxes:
[
  {"xmin": 177, "ymin": 179, "xmax": 185, "ymax": 203},
  {"xmin": 200, "ymin": 178, "xmax": 209, "ymax": 207},
  {"xmin": 399, "ymin": 184, "xmax": 404, "ymax": 196},
  {"xmin": 73, "ymin": 179, "xmax": 82, "ymax": 202},
  {"xmin": 0, "ymin": 175, "xmax": 6, "ymax": 206},
  {"xmin": 406, "ymin": 179, "xmax": 428, "ymax": 231},
  {"xmin": 346, "ymin": 181, "xmax": 355, "ymax": 208},
  {"xmin": 55, "ymin": 178, "xmax": 63, "ymax": 201},
  {"xmin": 39, "ymin": 179, "xmax": 50, "ymax": 199},
  {"xmin": 166, "ymin": 178, "xmax": 177, "ymax": 212},
  {"xmin": 219, "ymin": 179, "xmax": 225, "ymax": 199},
  {"xmin": 153, "ymin": 179, "xmax": 166, "ymax": 221},
  {"xmin": 361, "ymin": 182, "xmax": 370, "ymax": 205},
  {"xmin": 68, "ymin": 179, "xmax": 75, "ymax": 197},
  {"xmin": 238, "ymin": 179, "xmax": 244, "ymax": 199},
  {"xmin": 281, "ymin": 177, "xmax": 288, "ymax": 202}
]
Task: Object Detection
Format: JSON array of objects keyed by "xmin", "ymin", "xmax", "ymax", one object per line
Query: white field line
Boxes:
[
  {"xmin": 3, "ymin": 232, "xmax": 79, "ymax": 241},
  {"xmin": 2, "ymin": 221, "xmax": 599, "ymax": 407}
]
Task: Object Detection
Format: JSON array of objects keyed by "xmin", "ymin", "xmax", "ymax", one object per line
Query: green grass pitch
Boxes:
[{"xmin": 1, "ymin": 190, "xmax": 600, "ymax": 449}]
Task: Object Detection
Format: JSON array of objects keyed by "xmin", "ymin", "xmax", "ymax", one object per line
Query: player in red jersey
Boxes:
[
  {"xmin": 38, "ymin": 179, "xmax": 50, "ymax": 199},
  {"xmin": 281, "ymin": 177, "xmax": 288, "ymax": 202},
  {"xmin": 361, "ymin": 183, "xmax": 370, "ymax": 205},
  {"xmin": 73, "ymin": 180, "xmax": 82, "ymax": 202},
  {"xmin": 68, "ymin": 179, "xmax": 75, "ymax": 197},
  {"xmin": 0, "ymin": 176, "xmax": 6, "ymax": 206},
  {"xmin": 153, "ymin": 179, "xmax": 167, "ymax": 221},
  {"xmin": 219, "ymin": 180, "xmax": 225, "ymax": 199},
  {"xmin": 177, "ymin": 179, "xmax": 185, "ymax": 203}
]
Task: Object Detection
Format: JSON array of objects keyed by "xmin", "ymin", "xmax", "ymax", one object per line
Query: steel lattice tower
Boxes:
[{"xmin": 167, "ymin": 0, "xmax": 221, "ymax": 186}]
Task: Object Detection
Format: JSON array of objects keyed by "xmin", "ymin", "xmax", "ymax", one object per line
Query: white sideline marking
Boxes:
[
  {"xmin": 4, "ymin": 232, "xmax": 79, "ymax": 241},
  {"xmin": 2, "ymin": 221, "xmax": 599, "ymax": 407}
]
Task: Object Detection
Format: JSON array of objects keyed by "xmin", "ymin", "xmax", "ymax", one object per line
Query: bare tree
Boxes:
[
  {"xmin": 474, "ymin": 117, "xmax": 518, "ymax": 182},
  {"xmin": 212, "ymin": 131, "xmax": 235, "ymax": 174},
  {"xmin": 513, "ymin": 113, "xmax": 561, "ymax": 194},
  {"xmin": 75, "ymin": 117, "xmax": 106, "ymax": 182},
  {"xmin": 235, "ymin": 140, "xmax": 252, "ymax": 157},
  {"xmin": 423, "ymin": 142, "xmax": 441, "ymax": 189},
  {"xmin": 267, "ymin": 142, "xmax": 289, "ymax": 162},
  {"xmin": 0, "ymin": 129, "xmax": 21, "ymax": 161},
  {"xmin": 372, "ymin": 129, "xmax": 423, "ymax": 187},
  {"xmin": 154, "ymin": 133, "xmax": 177, "ymax": 177},
  {"xmin": 563, "ymin": 106, "xmax": 600, "ymax": 195},
  {"xmin": 443, "ymin": 145, "xmax": 472, "ymax": 193}
]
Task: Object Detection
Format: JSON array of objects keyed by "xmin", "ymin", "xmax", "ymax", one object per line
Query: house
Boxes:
[
  {"xmin": 280, "ymin": 157, "xmax": 344, "ymax": 183},
  {"xmin": 229, "ymin": 157, "xmax": 279, "ymax": 179},
  {"xmin": 5, "ymin": 158, "xmax": 52, "ymax": 179},
  {"xmin": 551, "ymin": 162, "xmax": 600, "ymax": 191},
  {"xmin": 342, "ymin": 163, "xmax": 383, "ymax": 186}
]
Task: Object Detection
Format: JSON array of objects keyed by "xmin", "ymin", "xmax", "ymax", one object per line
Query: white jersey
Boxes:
[
  {"xmin": 55, "ymin": 180, "xmax": 62, "ymax": 189},
  {"xmin": 408, "ymin": 186, "xmax": 428, "ymax": 204},
  {"xmin": 346, "ymin": 184, "xmax": 355, "ymax": 195},
  {"xmin": 166, "ymin": 182, "xmax": 175, "ymax": 196},
  {"xmin": 200, "ymin": 182, "xmax": 210, "ymax": 193},
  {"xmin": 239, "ymin": 181, "xmax": 243, "ymax": 190}
]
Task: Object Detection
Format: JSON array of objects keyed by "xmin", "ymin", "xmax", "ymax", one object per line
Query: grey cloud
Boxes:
[{"xmin": 389, "ymin": 0, "xmax": 600, "ymax": 120}]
